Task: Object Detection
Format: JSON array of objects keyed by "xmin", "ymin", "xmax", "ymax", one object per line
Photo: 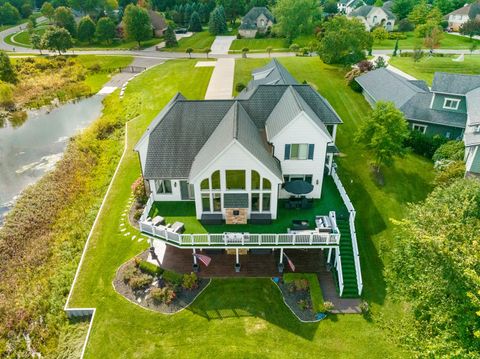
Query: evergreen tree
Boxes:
[
  {"xmin": 198, "ymin": 3, "xmax": 208, "ymax": 23},
  {"xmin": 164, "ymin": 25, "xmax": 178, "ymax": 47},
  {"xmin": 183, "ymin": 3, "xmax": 193, "ymax": 26},
  {"xmin": 77, "ymin": 16, "xmax": 96, "ymax": 43},
  {"xmin": 189, "ymin": 11, "xmax": 202, "ymax": 32},
  {"xmin": 0, "ymin": 51, "xmax": 17, "ymax": 84},
  {"xmin": 208, "ymin": 6, "xmax": 227, "ymax": 35}
]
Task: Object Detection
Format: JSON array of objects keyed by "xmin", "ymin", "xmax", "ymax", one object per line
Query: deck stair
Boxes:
[{"xmin": 337, "ymin": 219, "xmax": 359, "ymax": 298}]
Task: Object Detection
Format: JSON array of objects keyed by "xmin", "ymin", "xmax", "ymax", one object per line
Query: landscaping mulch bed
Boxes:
[
  {"xmin": 128, "ymin": 199, "xmax": 142, "ymax": 230},
  {"xmin": 275, "ymin": 279, "xmax": 319, "ymax": 322},
  {"xmin": 114, "ymin": 255, "xmax": 210, "ymax": 314}
]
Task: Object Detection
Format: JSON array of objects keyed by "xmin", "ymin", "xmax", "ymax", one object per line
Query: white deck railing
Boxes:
[
  {"xmin": 139, "ymin": 220, "xmax": 340, "ymax": 247},
  {"xmin": 331, "ymin": 166, "xmax": 363, "ymax": 296},
  {"xmin": 336, "ymin": 253, "xmax": 344, "ymax": 297}
]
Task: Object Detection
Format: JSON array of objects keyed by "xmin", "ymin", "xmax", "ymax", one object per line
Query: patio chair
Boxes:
[
  {"xmin": 152, "ymin": 215, "xmax": 165, "ymax": 226},
  {"xmin": 170, "ymin": 221, "xmax": 185, "ymax": 233}
]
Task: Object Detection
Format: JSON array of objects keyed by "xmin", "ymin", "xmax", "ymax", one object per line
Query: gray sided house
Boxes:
[
  {"xmin": 356, "ymin": 68, "xmax": 480, "ymax": 176},
  {"xmin": 348, "ymin": 1, "xmax": 396, "ymax": 31},
  {"xmin": 238, "ymin": 7, "xmax": 274, "ymax": 38}
]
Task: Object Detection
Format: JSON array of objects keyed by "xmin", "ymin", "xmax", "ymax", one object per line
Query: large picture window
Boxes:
[
  {"xmin": 262, "ymin": 193, "xmax": 270, "ymax": 211},
  {"xmin": 155, "ymin": 179, "xmax": 172, "ymax": 194},
  {"xmin": 226, "ymin": 170, "xmax": 245, "ymax": 190},
  {"xmin": 202, "ymin": 194, "xmax": 210, "ymax": 212}
]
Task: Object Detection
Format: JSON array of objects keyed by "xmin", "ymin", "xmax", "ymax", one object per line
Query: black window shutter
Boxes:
[
  {"xmin": 308, "ymin": 144, "xmax": 314, "ymax": 160},
  {"xmin": 284, "ymin": 144, "xmax": 291, "ymax": 160}
]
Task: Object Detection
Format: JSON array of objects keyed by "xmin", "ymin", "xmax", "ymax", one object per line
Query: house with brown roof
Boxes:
[
  {"xmin": 118, "ymin": 9, "xmax": 167, "ymax": 38},
  {"xmin": 446, "ymin": 2, "xmax": 480, "ymax": 32}
]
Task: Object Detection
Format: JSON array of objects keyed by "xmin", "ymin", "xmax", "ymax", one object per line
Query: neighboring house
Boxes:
[
  {"xmin": 337, "ymin": 0, "xmax": 366, "ymax": 15},
  {"xmin": 117, "ymin": 9, "xmax": 167, "ymax": 38},
  {"xmin": 348, "ymin": 1, "xmax": 396, "ymax": 31},
  {"xmin": 356, "ymin": 68, "xmax": 480, "ymax": 176},
  {"xmin": 238, "ymin": 7, "xmax": 274, "ymax": 38},
  {"xmin": 135, "ymin": 60, "xmax": 342, "ymax": 224},
  {"xmin": 445, "ymin": 2, "xmax": 480, "ymax": 32}
]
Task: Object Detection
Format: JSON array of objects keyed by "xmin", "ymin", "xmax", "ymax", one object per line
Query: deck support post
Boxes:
[
  {"xmin": 278, "ymin": 248, "xmax": 284, "ymax": 273},
  {"xmin": 234, "ymin": 248, "xmax": 241, "ymax": 272},
  {"xmin": 192, "ymin": 248, "xmax": 199, "ymax": 272},
  {"xmin": 327, "ymin": 248, "xmax": 332, "ymax": 263},
  {"xmin": 328, "ymin": 154, "xmax": 334, "ymax": 175}
]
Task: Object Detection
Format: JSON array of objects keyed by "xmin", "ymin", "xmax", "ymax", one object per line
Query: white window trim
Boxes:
[
  {"xmin": 289, "ymin": 143, "xmax": 309, "ymax": 160},
  {"xmin": 155, "ymin": 179, "xmax": 172, "ymax": 194},
  {"xmin": 443, "ymin": 98, "xmax": 460, "ymax": 110},
  {"xmin": 412, "ymin": 124, "xmax": 427, "ymax": 134}
]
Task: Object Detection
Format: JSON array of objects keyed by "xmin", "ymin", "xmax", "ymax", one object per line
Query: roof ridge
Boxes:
[{"xmin": 233, "ymin": 101, "xmax": 239, "ymax": 139}]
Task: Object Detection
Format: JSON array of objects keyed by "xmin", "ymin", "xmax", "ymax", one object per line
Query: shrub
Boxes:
[
  {"xmin": 434, "ymin": 160, "xmax": 465, "ymax": 186},
  {"xmin": 133, "ymin": 209, "xmax": 143, "ymax": 221},
  {"xmin": 138, "ymin": 260, "xmax": 164, "ymax": 277},
  {"xmin": 182, "ymin": 272, "xmax": 198, "ymax": 290},
  {"xmin": 163, "ymin": 270, "xmax": 183, "ymax": 285},
  {"xmin": 0, "ymin": 81, "xmax": 14, "ymax": 109},
  {"xmin": 123, "ymin": 265, "xmax": 139, "ymax": 284},
  {"xmin": 129, "ymin": 273, "xmax": 152, "ymax": 290},
  {"xmin": 150, "ymin": 286, "xmax": 176, "ymax": 305},
  {"xmin": 432, "ymin": 140, "xmax": 465, "ymax": 162},
  {"xmin": 357, "ymin": 60, "xmax": 374, "ymax": 72},
  {"xmin": 131, "ymin": 176, "xmax": 147, "ymax": 204},
  {"xmin": 405, "ymin": 131, "xmax": 448, "ymax": 159},
  {"xmin": 323, "ymin": 301, "xmax": 335, "ymax": 312},
  {"xmin": 293, "ymin": 279, "xmax": 309, "ymax": 291},
  {"xmin": 297, "ymin": 299, "xmax": 311, "ymax": 311},
  {"xmin": 235, "ymin": 82, "xmax": 246, "ymax": 93},
  {"xmin": 236, "ymin": 33, "xmax": 242, "ymax": 39},
  {"xmin": 398, "ymin": 18, "xmax": 414, "ymax": 32}
]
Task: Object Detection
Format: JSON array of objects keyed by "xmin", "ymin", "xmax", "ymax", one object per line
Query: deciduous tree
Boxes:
[
  {"xmin": 0, "ymin": 51, "xmax": 17, "ymax": 84},
  {"xmin": 460, "ymin": 19, "xmax": 480, "ymax": 38},
  {"xmin": 54, "ymin": 6, "xmax": 77, "ymax": 37},
  {"xmin": 95, "ymin": 17, "xmax": 116, "ymax": 44},
  {"xmin": 273, "ymin": 0, "xmax": 321, "ymax": 42},
  {"xmin": 355, "ymin": 101, "xmax": 409, "ymax": 172},
  {"xmin": 40, "ymin": 2, "xmax": 55, "ymax": 23},
  {"xmin": 0, "ymin": 3, "xmax": 21, "ymax": 25},
  {"xmin": 391, "ymin": 0, "xmax": 415, "ymax": 20},
  {"xmin": 318, "ymin": 16, "xmax": 372, "ymax": 65},
  {"xmin": 41, "ymin": 26, "xmax": 74, "ymax": 54},
  {"xmin": 123, "ymin": 4, "xmax": 152, "ymax": 46},
  {"xmin": 77, "ymin": 16, "xmax": 96, "ymax": 43},
  {"xmin": 30, "ymin": 33, "xmax": 44, "ymax": 54}
]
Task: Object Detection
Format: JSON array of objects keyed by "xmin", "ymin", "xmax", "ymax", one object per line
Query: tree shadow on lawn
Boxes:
[{"xmin": 186, "ymin": 278, "xmax": 320, "ymax": 341}]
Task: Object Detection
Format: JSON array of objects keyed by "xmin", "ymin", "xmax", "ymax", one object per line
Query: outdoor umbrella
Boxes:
[{"xmin": 284, "ymin": 180, "xmax": 314, "ymax": 195}]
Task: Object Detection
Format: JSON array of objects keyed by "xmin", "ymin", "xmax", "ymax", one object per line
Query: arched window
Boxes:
[
  {"xmin": 211, "ymin": 170, "xmax": 220, "ymax": 190},
  {"xmin": 200, "ymin": 178, "xmax": 209, "ymax": 190},
  {"xmin": 262, "ymin": 178, "xmax": 271, "ymax": 190},
  {"xmin": 251, "ymin": 170, "xmax": 260, "ymax": 190}
]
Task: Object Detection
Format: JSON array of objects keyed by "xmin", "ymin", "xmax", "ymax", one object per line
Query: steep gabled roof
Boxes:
[
  {"xmin": 356, "ymin": 68, "xmax": 428, "ymax": 107},
  {"xmin": 189, "ymin": 102, "xmax": 282, "ymax": 181},
  {"xmin": 266, "ymin": 86, "xmax": 331, "ymax": 140},
  {"xmin": 446, "ymin": 3, "xmax": 474, "ymax": 16},
  {"xmin": 350, "ymin": 4, "xmax": 395, "ymax": 19},
  {"xmin": 431, "ymin": 72, "xmax": 480, "ymax": 95},
  {"xmin": 243, "ymin": 59, "xmax": 298, "ymax": 92}
]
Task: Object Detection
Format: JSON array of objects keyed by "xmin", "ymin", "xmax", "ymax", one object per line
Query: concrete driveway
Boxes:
[
  {"xmin": 210, "ymin": 36, "xmax": 236, "ymax": 55},
  {"xmin": 204, "ymin": 58, "xmax": 235, "ymax": 99}
]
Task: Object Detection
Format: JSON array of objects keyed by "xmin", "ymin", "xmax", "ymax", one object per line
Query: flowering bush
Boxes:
[{"xmin": 131, "ymin": 176, "xmax": 147, "ymax": 204}]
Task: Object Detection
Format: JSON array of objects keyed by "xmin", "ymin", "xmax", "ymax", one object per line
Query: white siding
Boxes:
[
  {"xmin": 270, "ymin": 112, "xmax": 329, "ymax": 199},
  {"xmin": 150, "ymin": 179, "xmax": 183, "ymax": 201},
  {"xmin": 135, "ymin": 137, "xmax": 149, "ymax": 175}
]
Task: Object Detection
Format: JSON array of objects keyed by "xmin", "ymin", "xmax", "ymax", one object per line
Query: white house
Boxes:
[
  {"xmin": 348, "ymin": 2, "xmax": 396, "ymax": 31},
  {"xmin": 135, "ymin": 60, "xmax": 342, "ymax": 224},
  {"xmin": 445, "ymin": 2, "xmax": 480, "ymax": 32}
]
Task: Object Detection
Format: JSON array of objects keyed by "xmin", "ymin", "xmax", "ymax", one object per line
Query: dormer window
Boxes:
[{"xmin": 443, "ymin": 98, "xmax": 460, "ymax": 110}]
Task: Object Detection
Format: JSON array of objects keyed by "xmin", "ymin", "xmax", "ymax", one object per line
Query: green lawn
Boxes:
[
  {"xmin": 77, "ymin": 55, "xmax": 134, "ymax": 92},
  {"xmin": 230, "ymin": 38, "xmax": 289, "ymax": 52},
  {"xmin": 389, "ymin": 55, "xmax": 480, "ymax": 84},
  {"xmin": 4, "ymin": 26, "xmax": 47, "ymax": 47},
  {"xmin": 161, "ymin": 31, "xmax": 216, "ymax": 52},
  {"xmin": 373, "ymin": 32, "xmax": 480, "ymax": 50},
  {"xmin": 149, "ymin": 176, "xmax": 347, "ymax": 234},
  {"xmin": 67, "ymin": 57, "xmax": 436, "ymax": 358}
]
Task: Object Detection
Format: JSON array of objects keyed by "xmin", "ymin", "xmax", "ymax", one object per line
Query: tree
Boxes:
[
  {"xmin": 391, "ymin": 0, "xmax": 415, "ymax": 20},
  {"xmin": 289, "ymin": 43, "xmax": 299, "ymax": 52},
  {"xmin": 54, "ymin": 6, "xmax": 77, "ymax": 37},
  {"xmin": 460, "ymin": 19, "xmax": 480, "ymax": 38},
  {"xmin": 185, "ymin": 47, "xmax": 193, "ymax": 58},
  {"xmin": 266, "ymin": 46, "xmax": 272, "ymax": 57},
  {"xmin": 323, "ymin": 0, "xmax": 338, "ymax": 14},
  {"xmin": 188, "ymin": 11, "xmax": 202, "ymax": 32},
  {"xmin": 30, "ymin": 33, "xmax": 44, "ymax": 54},
  {"xmin": 218, "ymin": 0, "xmax": 245, "ymax": 25},
  {"xmin": 392, "ymin": 38, "xmax": 399, "ymax": 56},
  {"xmin": 372, "ymin": 27, "xmax": 388, "ymax": 43},
  {"xmin": 0, "ymin": 51, "xmax": 17, "ymax": 84},
  {"xmin": 355, "ymin": 101, "xmax": 409, "ymax": 172},
  {"xmin": 273, "ymin": 0, "xmax": 322, "ymax": 42},
  {"xmin": 433, "ymin": 0, "xmax": 456, "ymax": 15},
  {"xmin": 241, "ymin": 46, "xmax": 249, "ymax": 58},
  {"xmin": 208, "ymin": 5, "xmax": 227, "ymax": 35},
  {"xmin": 374, "ymin": 0, "xmax": 383, "ymax": 6},
  {"xmin": 164, "ymin": 25, "xmax": 177, "ymax": 47},
  {"xmin": 470, "ymin": 42, "xmax": 478, "ymax": 55},
  {"xmin": 41, "ymin": 26, "xmax": 73, "ymax": 54},
  {"xmin": 374, "ymin": 55, "xmax": 387, "ymax": 68},
  {"xmin": 318, "ymin": 16, "xmax": 372, "ymax": 65},
  {"xmin": 203, "ymin": 47, "xmax": 211, "ymax": 58},
  {"xmin": 408, "ymin": 0, "xmax": 430, "ymax": 26},
  {"xmin": 424, "ymin": 25, "xmax": 444, "ymax": 50},
  {"xmin": 397, "ymin": 18, "xmax": 414, "ymax": 32},
  {"xmin": 413, "ymin": 44, "xmax": 424, "ymax": 62},
  {"xmin": 95, "ymin": 17, "xmax": 116, "ymax": 44},
  {"xmin": 0, "ymin": 3, "xmax": 21, "ymax": 25},
  {"xmin": 27, "ymin": 15, "xmax": 37, "ymax": 31},
  {"xmin": 385, "ymin": 179, "xmax": 480, "ymax": 357},
  {"xmin": 70, "ymin": 0, "xmax": 102, "ymax": 15},
  {"xmin": 123, "ymin": 4, "xmax": 152, "ymax": 46},
  {"xmin": 40, "ymin": 2, "xmax": 55, "ymax": 23},
  {"xmin": 77, "ymin": 16, "xmax": 96, "ymax": 43},
  {"xmin": 20, "ymin": 3, "xmax": 32, "ymax": 18}
]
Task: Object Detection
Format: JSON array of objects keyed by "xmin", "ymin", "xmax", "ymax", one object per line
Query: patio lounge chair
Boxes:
[
  {"xmin": 170, "ymin": 221, "xmax": 185, "ymax": 233},
  {"xmin": 152, "ymin": 215, "xmax": 165, "ymax": 226}
]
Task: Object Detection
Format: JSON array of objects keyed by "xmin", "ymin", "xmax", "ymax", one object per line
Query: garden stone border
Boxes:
[
  {"xmin": 113, "ymin": 252, "xmax": 211, "ymax": 315},
  {"xmin": 272, "ymin": 278, "xmax": 327, "ymax": 323}
]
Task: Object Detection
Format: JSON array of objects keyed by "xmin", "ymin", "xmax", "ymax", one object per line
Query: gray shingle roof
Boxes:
[
  {"xmin": 239, "ymin": 7, "xmax": 274, "ymax": 30},
  {"xmin": 243, "ymin": 59, "xmax": 298, "ymax": 93},
  {"xmin": 356, "ymin": 68, "xmax": 428, "ymax": 107},
  {"xmin": 400, "ymin": 92, "xmax": 467, "ymax": 128},
  {"xmin": 223, "ymin": 193, "xmax": 249, "ymax": 208},
  {"xmin": 266, "ymin": 86, "xmax": 331, "ymax": 140},
  {"xmin": 189, "ymin": 102, "xmax": 282, "ymax": 181},
  {"xmin": 431, "ymin": 72, "xmax": 480, "ymax": 95},
  {"xmin": 350, "ymin": 4, "xmax": 395, "ymax": 19}
]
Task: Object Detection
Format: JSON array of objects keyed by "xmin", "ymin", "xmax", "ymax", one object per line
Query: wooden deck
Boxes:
[{"xmin": 149, "ymin": 245, "xmax": 327, "ymax": 277}]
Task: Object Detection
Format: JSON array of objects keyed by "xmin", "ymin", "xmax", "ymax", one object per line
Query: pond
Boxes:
[{"xmin": 0, "ymin": 95, "xmax": 104, "ymax": 225}]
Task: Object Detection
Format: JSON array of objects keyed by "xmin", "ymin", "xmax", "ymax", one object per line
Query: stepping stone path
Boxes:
[
  {"xmin": 120, "ymin": 228, "xmax": 126, "ymax": 232},
  {"xmin": 131, "ymin": 235, "xmax": 136, "ymax": 241},
  {"xmin": 124, "ymin": 232, "xmax": 130, "ymax": 236}
]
